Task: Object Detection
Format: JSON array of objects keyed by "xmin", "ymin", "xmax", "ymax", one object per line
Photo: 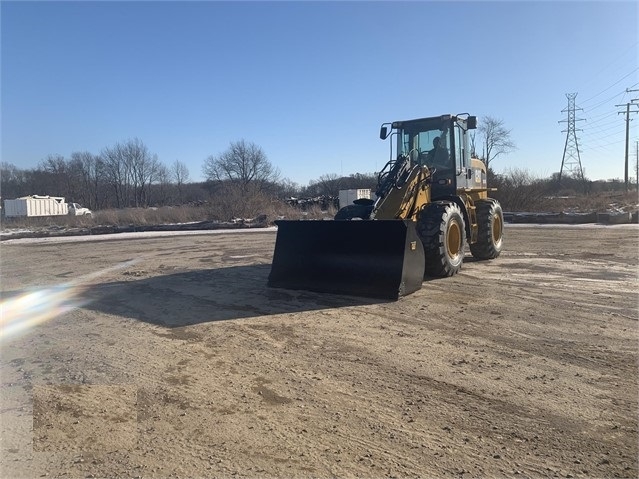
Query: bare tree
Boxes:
[
  {"xmin": 469, "ymin": 131, "xmax": 477, "ymax": 158},
  {"xmin": 1, "ymin": 162, "xmax": 28, "ymax": 198},
  {"xmin": 203, "ymin": 140, "xmax": 280, "ymax": 192},
  {"xmin": 490, "ymin": 167, "xmax": 547, "ymax": 211},
  {"xmin": 154, "ymin": 163, "xmax": 171, "ymax": 206},
  {"xmin": 340, "ymin": 172, "xmax": 377, "ymax": 191},
  {"xmin": 102, "ymin": 142, "xmax": 129, "ymax": 208},
  {"xmin": 123, "ymin": 138, "xmax": 158, "ymax": 207},
  {"xmin": 172, "ymin": 160, "xmax": 190, "ymax": 203},
  {"xmin": 308, "ymin": 173, "xmax": 342, "ymax": 197},
  {"xmin": 477, "ymin": 116, "xmax": 516, "ymax": 170},
  {"xmin": 69, "ymin": 151, "xmax": 104, "ymax": 209},
  {"xmin": 39, "ymin": 154, "xmax": 72, "ymax": 197},
  {"xmin": 101, "ymin": 138, "xmax": 159, "ymax": 207},
  {"xmin": 273, "ymin": 178, "xmax": 300, "ymax": 198}
]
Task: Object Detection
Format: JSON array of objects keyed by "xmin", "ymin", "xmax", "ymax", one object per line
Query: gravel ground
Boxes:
[{"xmin": 1, "ymin": 224, "xmax": 637, "ymax": 478}]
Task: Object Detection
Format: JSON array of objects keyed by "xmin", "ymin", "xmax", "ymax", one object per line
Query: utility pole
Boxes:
[
  {"xmin": 559, "ymin": 93, "xmax": 585, "ymax": 185},
  {"xmin": 636, "ymin": 140, "xmax": 638, "ymax": 191},
  {"xmin": 616, "ymin": 88, "xmax": 639, "ymax": 192}
]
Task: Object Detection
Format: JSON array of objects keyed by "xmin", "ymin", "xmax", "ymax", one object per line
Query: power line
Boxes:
[
  {"xmin": 584, "ymin": 123, "xmax": 626, "ymax": 136},
  {"xmin": 578, "ymin": 41, "xmax": 639, "ymax": 93},
  {"xmin": 581, "ymin": 68, "xmax": 639, "ymax": 105},
  {"xmin": 580, "ymin": 90, "xmax": 631, "ymax": 150},
  {"xmin": 586, "ymin": 117, "xmax": 627, "ymax": 129},
  {"xmin": 584, "ymin": 88, "xmax": 630, "ymax": 112},
  {"xmin": 584, "ymin": 110, "xmax": 618, "ymax": 122},
  {"xmin": 581, "ymin": 138, "xmax": 626, "ymax": 150}
]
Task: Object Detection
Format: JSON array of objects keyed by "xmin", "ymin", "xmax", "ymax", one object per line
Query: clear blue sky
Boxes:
[{"xmin": 2, "ymin": 1, "xmax": 638, "ymax": 186}]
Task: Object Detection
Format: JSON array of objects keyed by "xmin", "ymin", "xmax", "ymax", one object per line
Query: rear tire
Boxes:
[
  {"xmin": 470, "ymin": 199, "xmax": 503, "ymax": 259},
  {"xmin": 334, "ymin": 204, "xmax": 373, "ymax": 220},
  {"xmin": 417, "ymin": 201, "xmax": 466, "ymax": 277}
]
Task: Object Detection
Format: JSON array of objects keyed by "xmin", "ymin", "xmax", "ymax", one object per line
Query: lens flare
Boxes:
[{"xmin": 1, "ymin": 259, "xmax": 140, "ymax": 342}]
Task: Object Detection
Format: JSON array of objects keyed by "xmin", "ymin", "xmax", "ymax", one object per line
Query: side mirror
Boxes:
[
  {"xmin": 380, "ymin": 126, "xmax": 388, "ymax": 139},
  {"xmin": 467, "ymin": 116, "xmax": 477, "ymax": 130}
]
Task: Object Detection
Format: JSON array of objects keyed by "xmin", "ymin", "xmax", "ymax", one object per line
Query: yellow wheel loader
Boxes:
[{"xmin": 268, "ymin": 114, "xmax": 504, "ymax": 300}]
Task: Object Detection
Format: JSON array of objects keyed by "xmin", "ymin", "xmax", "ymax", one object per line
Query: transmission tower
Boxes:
[{"xmin": 558, "ymin": 93, "xmax": 585, "ymax": 183}]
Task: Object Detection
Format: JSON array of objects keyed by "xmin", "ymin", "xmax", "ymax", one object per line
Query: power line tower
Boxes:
[{"xmin": 558, "ymin": 93, "xmax": 585, "ymax": 184}]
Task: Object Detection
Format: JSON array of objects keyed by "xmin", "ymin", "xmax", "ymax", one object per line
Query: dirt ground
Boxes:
[{"xmin": 1, "ymin": 225, "xmax": 637, "ymax": 478}]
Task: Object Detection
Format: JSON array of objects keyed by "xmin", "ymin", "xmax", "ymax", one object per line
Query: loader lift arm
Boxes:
[{"xmin": 370, "ymin": 157, "xmax": 432, "ymax": 221}]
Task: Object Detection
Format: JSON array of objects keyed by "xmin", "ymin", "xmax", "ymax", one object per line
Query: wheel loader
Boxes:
[{"xmin": 268, "ymin": 113, "xmax": 504, "ymax": 300}]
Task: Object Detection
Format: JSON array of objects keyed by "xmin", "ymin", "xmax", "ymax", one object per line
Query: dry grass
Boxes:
[
  {"xmin": 94, "ymin": 206, "xmax": 208, "ymax": 226},
  {"xmin": 490, "ymin": 168, "xmax": 639, "ymax": 212},
  {"xmin": 545, "ymin": 191, "xmax": 639, "ymax": 213},
  {"xmin": 0, "ymin": 202, "xmax": 337, "ymax": 231},
  {"xmin": 2, "ymin": 189, "xmax": 633, "ymax": 232}
]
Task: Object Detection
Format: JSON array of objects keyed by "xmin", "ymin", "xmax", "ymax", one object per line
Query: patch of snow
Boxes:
[
  {"xmin": 0, "ymin": 228, "xmax": 36, "ymax": 237},
  {"xmin": 1, "ymin": 227, "xmax": 278, "ymax": 245}
]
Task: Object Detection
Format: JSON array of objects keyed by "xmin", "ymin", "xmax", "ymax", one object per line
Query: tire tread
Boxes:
[
  {"xmin": 470, "ymin": 199, "xmax": 503, "ymax": 260},
  {"xmin": 417, "ymin": 201, "xmax": 466, "ymax": 277}
]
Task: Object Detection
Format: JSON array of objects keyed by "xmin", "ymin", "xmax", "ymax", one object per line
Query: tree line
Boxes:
[
  {"xmin": 1, "ymin": 138, "xmax": 202, "ymax": 210},
  {"xmin": 0, "ymin": 116, "xmax": 530, "ymax": 219},
  {"xmin": 2, "ymin": 127, "xmax": 631, "ymax": 219},
  {"xmin": 0, "ymin": 137, "xmax": 383, "ymax": 213}
]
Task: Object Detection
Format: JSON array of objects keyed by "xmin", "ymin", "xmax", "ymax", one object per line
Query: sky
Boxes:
[{"xmin": 2, "ymin": 1, "xmax": 638, "ymax": 187}]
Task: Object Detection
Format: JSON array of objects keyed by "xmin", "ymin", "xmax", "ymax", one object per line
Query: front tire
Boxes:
[
  {"xmin": 470, "ymin": 199, "xmax": 503, "ymax": 260},
  {"xmin": 417, "ymin": 201, "xmax": 466, "ymax": 277}
]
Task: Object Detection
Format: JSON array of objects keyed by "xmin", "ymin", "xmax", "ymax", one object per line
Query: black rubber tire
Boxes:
[
  {"xmin": 417, "ymin": 201, "xmax": 466, "ymax": 277},
  {"xmin": 334, "ymin": 204, "xmax": 373, "ymax": 220},
  {"xmin": 470, "ymin": 199, "xmax": 504, "ymax": 260}
]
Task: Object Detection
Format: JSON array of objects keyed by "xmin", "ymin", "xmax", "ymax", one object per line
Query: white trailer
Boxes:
[
  {"xmin": 4, "ymin": 195, "xmax": 69, "ymax": 217},
  {"xmin": 338, "ymin": 189, "xmax": 373, "ymax": 208}
]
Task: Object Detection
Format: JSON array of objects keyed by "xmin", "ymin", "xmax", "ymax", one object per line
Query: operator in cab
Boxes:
[{"xmin": 426, "ymin": 136, "xmax": 449, "ymax": 169}]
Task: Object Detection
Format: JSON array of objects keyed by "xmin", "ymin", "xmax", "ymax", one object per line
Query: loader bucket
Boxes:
[{"xmin": 268, "ymin": 220, "xmax": 425, "ymax": 300}]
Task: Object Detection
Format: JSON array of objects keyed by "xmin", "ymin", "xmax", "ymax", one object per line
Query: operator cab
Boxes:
[{"xmin": 380, "ymin": 114, "xmax": 477, "ymax": 199}]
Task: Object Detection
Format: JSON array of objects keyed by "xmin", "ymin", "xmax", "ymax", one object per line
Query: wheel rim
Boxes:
[
  {"xmin": 492, "ymin": 213, "xmax": 503, "ymax": 244},
  {"xmin": 446, "ymin": 221, "xmax": 462, "ymax": 257}
]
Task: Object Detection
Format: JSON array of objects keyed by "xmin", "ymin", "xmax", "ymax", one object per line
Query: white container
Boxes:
[
  {"xmin": 4, "ymin": 196, "xmax": 69, "ymax": 217},
  {"xmin": 338, "ymin": 189, "xmax": 371, "ymax": 208}
]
